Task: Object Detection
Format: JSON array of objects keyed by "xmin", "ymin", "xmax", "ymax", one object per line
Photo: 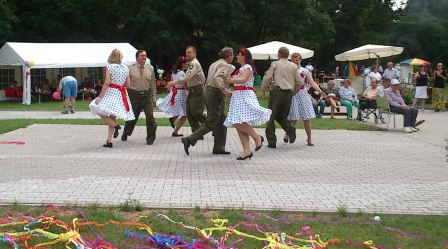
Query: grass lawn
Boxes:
[{"xmin": 1, "ymin": 203, "xmax": 447, "ymax": 249}]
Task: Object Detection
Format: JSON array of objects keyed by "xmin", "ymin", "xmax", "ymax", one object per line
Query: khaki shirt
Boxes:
[
  {"xmin": 261, "ymin": 58, "xmax": 302, "ymax": 91},
  {"xmin": 205, "ymin": 59, "xmax": 232, "ymax": 95},
  {"xmin": 128, "ymin": 63, "xmax": 156, "ymax": 101},
  {"xmin": 177, "ymin": 58, "xmax": 206, "ymax": 87}
]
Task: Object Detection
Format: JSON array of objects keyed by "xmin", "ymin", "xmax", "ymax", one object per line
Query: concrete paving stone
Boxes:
[{"xmin": 0, "ymin": 111, "xmax": 447, "ymax": 214}]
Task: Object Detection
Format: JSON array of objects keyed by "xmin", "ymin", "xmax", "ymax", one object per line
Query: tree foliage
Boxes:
[{"xmin": 1, "ymin": 0, "xmax": 447, "ymax": 71}]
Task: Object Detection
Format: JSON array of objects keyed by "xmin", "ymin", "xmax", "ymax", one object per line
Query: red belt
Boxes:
[
  {"xmin": 170, "ymin": 87, "xmax": 185, "ymax": 106},
  {"xmin": 234, "ymin": 85, "xmax": 255, "ymax": 92},
  {"xmin": 299, "ymin": 84, "xmax": 306, "ymax": 90},
  {"xmin": 109, "ymin": 83, "xmax": 130, "ymax": 112}
]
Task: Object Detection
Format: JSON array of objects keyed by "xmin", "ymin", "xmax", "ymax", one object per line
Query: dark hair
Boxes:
[
  {"xmin": 240, "ymin": 48, "xmax": 257, "ymax": 77},
  {"xmin": 135, "ymin": 49, "xmax": 146, "ymax": 59},
  {"xmin": 171, "ymin": 56, "xmax": 187, "ymax": 75}
]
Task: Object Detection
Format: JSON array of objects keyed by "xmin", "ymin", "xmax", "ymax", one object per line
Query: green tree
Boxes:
[
  {"xmin": 0, "ymin": 0, "xmax": 19, "ymax": 44},
  {"xmin": 392, "ymin": 0, "xmax": 448, "ymax": 63}
]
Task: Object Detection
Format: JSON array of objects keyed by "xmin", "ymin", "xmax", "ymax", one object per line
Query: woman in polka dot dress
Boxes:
[
  {"xmin": 224, "ymin": 48, "xmax": 272, "ymax": 160},
  {"xmin": 285, "ymin": 53, "xmax": 325, "ymax": 146},
  {"xmin": 89, "ymin": 49, "xmax": 135, "ymax": 147},
  {"xmin": 156, "ymin": 56, "xmax": 188, "ymax": 137}
]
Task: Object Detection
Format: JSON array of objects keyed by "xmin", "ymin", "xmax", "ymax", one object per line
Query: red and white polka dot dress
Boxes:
[
  {"xmin": 156, "ymin": 70, "xmax": 188, "ymax": 117},
  {"xmin": 89, "ymin": 64, "xmax": 135, "ymax": 121},
  {"xmin": 288, "ymin": 66, "xmax": 316, "ymax": 121},
  {"xmin": 224, "ymin": 64, "xmax": 272, "ymax": 127}
]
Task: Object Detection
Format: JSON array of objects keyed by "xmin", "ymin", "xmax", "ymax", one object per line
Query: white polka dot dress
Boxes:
[
  {"xmin": 89, "ymin": 64, "xmax": 135, "ymax": 121},
  {"xmin": 288, "ymin": 66, "xmax": 316, "ymax": 121},
  {"xmin": 156, "ymin": 70, "xmax": 188, "ymax": 117},
  {"xmin": 224, "ymin": 64, "xmax": 272, "ymax": 127}
]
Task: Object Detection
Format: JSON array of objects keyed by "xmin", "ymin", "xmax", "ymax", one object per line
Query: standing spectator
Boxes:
[
  {"xmin": 382, "ymin": 61, "xmax": 400, "ymax": 80},
  {"xmin": 168, "ymin": 46, "xmax": 207, "ymax": 135},
  {"xmin": 260, "ymin": 47, "xmax": 300, "ymax": 148},
  {"xmin": 384, "ymin": 79, "xmax": 425, "ymax": 133},
  {"xmin": 57, "ymin": 74, "xmax": 77, "ymax": 114},
  {"xmin": 121, "ymin": 49, "xmax": 157, "ymax": 145},
  {"xmin": 432, "ymin": 63, "xmax": 447, "ymax": 112},
  {"xmin": 368, "ymin": 65, "xmax": 382, "ymax": 86},
  {"xmin": 157, "ymin": 56, "xmax": 189, "ymax": 136},
  {"xmin": 181, "ymin": 47, "xmax": 234, "ymax": 156},
  {"xmin": 224, "ymin": 48, "xmax": 271, "ymax": 160},
  {"xmin": 413, "ymin": 65, "xmax": 429, "ymax": 111},
  {"xmin": 339, "ymin": 79, "xmax": 359, "ymax": 119},
  {"xmin": 89, "ymin": 49, "xmax": 135, "ymax": 147},
  {"xmin": 323, "ymin": 80, "xmax": 341, "ymax": 119},
  {"xmin": 378, "ymin": 65, "xmax": 384, "ymax": 75}
]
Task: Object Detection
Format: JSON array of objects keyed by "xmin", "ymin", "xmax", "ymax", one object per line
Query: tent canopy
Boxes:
[
  {"xmin": 334, "ymin": 44, "xmax": 404, "ymax": 62},
  {"xmin": 247, "ymin": 41, "xmax": 314, "ymax": 60},
  {"xmin": 0, "ymin": 42, "xmax": 138, "ymax": 68}
]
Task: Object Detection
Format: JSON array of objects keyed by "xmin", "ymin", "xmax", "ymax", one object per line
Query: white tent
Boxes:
[
  {"xmin": 334, "ymin": 44, "xmax": 404, "ymax": 62},
  {"xmin": 0, "ymin": 42, "xmax": 138, "ymax": 104},
  {"xmin": 247, "ymin": 41, "xmax": 314, "ymax": 60}
]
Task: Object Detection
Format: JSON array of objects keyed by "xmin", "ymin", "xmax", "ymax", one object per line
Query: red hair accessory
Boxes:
[{"xmin": 241, "ymin": 48, "xmax": 246, "ymax": 55}]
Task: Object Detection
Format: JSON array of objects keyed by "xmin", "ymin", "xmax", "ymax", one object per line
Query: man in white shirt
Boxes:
[{"xmin": 382, "ymin": 61, "xmax": 400, "ymax": 80}]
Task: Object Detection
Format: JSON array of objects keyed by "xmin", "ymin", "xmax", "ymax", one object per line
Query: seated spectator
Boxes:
[
  {"xmin": 51, "ymin": 79, "xmax": 59, "ymax": 92},
  {"xmin": 377, "ymin": 78, "xmax": 389, "ymax": 97},
  {"xmin": 94, "ymin": 79, "xmax": 103, "ymax": 93},
  {"xmin": 360, "ymin": 78, "xmax": 380, "ymax": 109},
  {"xmin": 79, "ymin": 77, "xmax": 89, "ymax": 90},
  {"xmin": 339, "ymin": 79, "xmax": 359, "ymax": 119},
  {"xmin": 323, "ymin": 80, "xmax": 340, "ymax": 119},
  {"xmin": 384, "ymin": 79, "xmax": 425, "ymax": 133},
  {"xmin": 357, "ymin": 78, "xmax": 380, "ymax": 120},
  {"xmin": 308, "ymin": 82, "xmax": 325, "ymax": 118}
]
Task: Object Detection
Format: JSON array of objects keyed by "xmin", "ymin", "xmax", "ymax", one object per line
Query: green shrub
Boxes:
[{"xmin": 401, "ymin": 91, "xmax": 413, "ymax": 105}]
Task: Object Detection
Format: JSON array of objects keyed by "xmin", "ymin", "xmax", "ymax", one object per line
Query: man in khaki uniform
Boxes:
[
  {"xmin": 169, "ymin": 46, "xmax": 206, "ymax": 133},
  {"xmin": 261, "ymin": 47, "xmax": 301, "ymax": 148},
  {"xmin": 181, "ymin": 47, "xmax": 234, "ymax": 156},
  {"xmin": 121, "ymin": 50, "xmax": 157, "ymax": 145}
]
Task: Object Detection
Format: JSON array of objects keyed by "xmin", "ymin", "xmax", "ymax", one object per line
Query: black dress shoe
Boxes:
[
  {"xmin": 212, "ymin": 151, "xmax": 231, "ymax": 155},
  {"xmin": 121, "ymin": 134, "xmax": 127, "ymax": 141},
  {"xmin": 288, "ymin": 126, "xmax": 296, "ymax": 144},
  {"xmin": 113, "ymin": 124, "xmax": 121, "ymax": 138},
  {"xmin": 267, "ymin": 144, "xmax": 276, "ymax": 148},
  {"xmin": 181, "ymin": 137, "xmax": 190, "ymax": 155},
  {"xmin": 172, "ymin": 132, "xmax": 183, "ymax": 137},
  {"xmin": 169, "ymin": 117, "xmax": 175, "ymax": 129},
  {"xmin": 237, "ymin": 152, "xmax": 253, "ymax": 160},
  {"xmin": 255, "ymin": 135, "xmax": 264, "ymax": 151},
  {"xmin": 103, "ymin": 141, "xmax": 113, "ymax": 148}
]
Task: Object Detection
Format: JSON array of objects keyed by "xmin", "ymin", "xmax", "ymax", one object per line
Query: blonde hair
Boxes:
[{"xmin": 108, "ymin": 49, "xmax": 123, "ymax": 64}]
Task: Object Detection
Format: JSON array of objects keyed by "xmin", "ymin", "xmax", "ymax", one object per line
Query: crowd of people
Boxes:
[{"xmin": 84, "ymin": 46, "xmax": 445, "ymax": 155}]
